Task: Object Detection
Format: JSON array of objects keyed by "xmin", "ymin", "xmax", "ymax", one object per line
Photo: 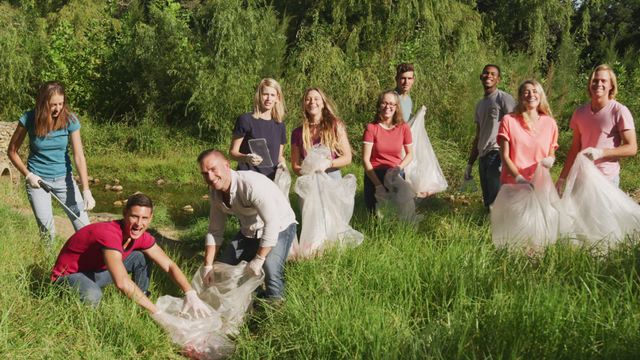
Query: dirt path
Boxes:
[
  {"xmin": 11, "ymin": 206, "xmax": 119, "ymax": 239},
  {"xmin": 9, "ymin": 196, "xmax": 183, "ymax": 242}
]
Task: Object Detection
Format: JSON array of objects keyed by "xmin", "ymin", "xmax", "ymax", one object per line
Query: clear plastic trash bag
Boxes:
[
  {"xmin": 299, "ymin": 145, "xmax": 331, "ymax": 175},
  {"xmin": 274, "ymin": 164, "xmax": 291, "ymax": 197},
  {"xmin": 560, "ymin": 153, "xmax": 640, "ymax": 250},
  {"xmin": 273, "ymin": 162, "xmax": 301, "ymax": 261},
  {"xmin": 405, "ymin": 106, "xmax": 448, "ymax": 196},
  {"xmin": 491, "ymin": 164, "xmax": 564, "ymax": 251},
  {"xmin": 376, "ymin": 168, "xmax": 421, "ymax": 222},
  {"xmin": 291, "ymin": 148, "xmax": 364, "ymax": 259},
  {"xmin": 153, "ymin": 262, "xmax": 263, "ymax": 360}
]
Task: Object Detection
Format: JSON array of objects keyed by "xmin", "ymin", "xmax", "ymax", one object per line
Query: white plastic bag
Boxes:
[
  {"xmin": 291, "ymin": 148, "xmax": 363, "ymax": 259},
  {"xmin": 376, "ymin": 168, "xmax": 420, "ymax": 222},
  {"xmin": 405, "ymin": 106, "xmax": 448, "ymax": 196},
  {"xmin": 491, "ymin": 164, "xmax": 563, "ymax": 251},
  {"xmin": 274, "ymin": 164, "xmax": 291, "ymax": 197},
  {"xmin": 299, "ymin": 145, "xmax": 331, "ymax": 175},
  {"xmin": 153, "ymin": 262, "xmax": 263, "ymax": 359},
  {"xmin": 560, "ymin": 153, "xmax": 640, "ymax": 250}
]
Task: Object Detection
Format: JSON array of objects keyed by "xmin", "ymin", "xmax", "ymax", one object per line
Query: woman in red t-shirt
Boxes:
[
  {"xmin": 497, "ymin": 79, "xmax": 558, "ymax": 185},
  {"xmin": 290, "ymin": 87, "xmax": 352, "ymax": 179},
  {"xmin": 362, "ymin": 90, "xmax": 413, "ymax": 212}
]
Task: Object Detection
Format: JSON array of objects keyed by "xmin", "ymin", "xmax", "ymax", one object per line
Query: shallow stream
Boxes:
[{"xmin": 90, "ymin": 179, "xmax": 209, "ymax": 227}]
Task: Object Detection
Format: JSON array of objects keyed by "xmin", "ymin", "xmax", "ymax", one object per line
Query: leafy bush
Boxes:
[
  {"xmin": 0, "ymin": 3, "xmax": 35, "ymax": 121},
  {"xmin": 1, "ymin": 0, "xmax": 639, "ymax": 159},
  {"xmin": 189, "ymin": 0, "xmax": 288, "ymax": 142},
  {"xmin": 94, "ymin": 0, "xmax": 200, "ymax": 126}
]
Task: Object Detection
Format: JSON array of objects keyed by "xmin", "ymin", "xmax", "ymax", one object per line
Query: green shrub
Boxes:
[
  {"xmin": 189, "ymin": 0, "xmax": 288, "ymax": 142},
  {"xmin": 0, "ymin": 3, "xmax": 35, "ymax": 121}
]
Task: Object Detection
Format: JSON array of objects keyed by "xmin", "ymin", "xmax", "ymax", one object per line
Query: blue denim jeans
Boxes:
[
  {"xmin": 478, "ymin": 150, "xmax": 502, "ymax": 208},
  {"xmin": 217, "ymin": 223, "xmax": 296, "ymax": 300},
  {"xmin": 55, "ymin": 251, "xmax": 150, "ymax": 307},
  {"xmin": 26, "ymin": 172, "xmax": 89, "ymax": 246}
]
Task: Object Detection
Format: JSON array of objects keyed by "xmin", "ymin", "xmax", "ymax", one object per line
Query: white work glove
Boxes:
[
  {"xmin": 515, "ymin": 175, "xmax": 532, "ymax": 187},
  {"xmin": 82, "ymin": 189, "xmax": 96, "ymax": 211},
  {"xmin": 314, "ymin": 158, "xmax": 332, "ymax": 173},
  {"xmin": 540, "ymin": 157, "xmax": 555, "ymax": 169},
  {"xmin": 555, "ymin": 178, "xmax": 565, "ymax": 196},
  {"xmin": 26, "ymin": 172, "xmax": 42, "ymax": 188},
  {"xmin": 247, "ymin": 254, "xmax": 266, "ymax": 276},
  {"xmin": 245, "ymin": 153, "xmax": 263, "ymax": 166},
  {"xmin": 181, "ymin": 289, "xmax": 212, "ymax": 318},
  {"xmin": 374, "ymin": 184, "xmax": 388, "ymax": 200},
  {"xmin": 463, "ymin": 164, "xmax": 473, "ymax": 180},
  {"xmin": 582, "ymin": 147, "xmax": 603, "ymax": 161},
  {"xmin": 201, "ymin": 265, "xmax": 214, "ymax": 287}
]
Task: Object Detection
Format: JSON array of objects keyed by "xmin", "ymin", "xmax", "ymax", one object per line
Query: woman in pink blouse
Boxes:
[{"xmin": 497, "ymin": 80, "xmax": 558, "ymax": 185}]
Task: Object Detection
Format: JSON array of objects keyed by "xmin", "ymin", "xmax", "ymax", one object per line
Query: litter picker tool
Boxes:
[{"xmin": 38, "ymin": 180, "xmax": 88, "ymax": 227}]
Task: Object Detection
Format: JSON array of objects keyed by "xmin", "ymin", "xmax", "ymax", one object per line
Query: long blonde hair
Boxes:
[
  {"xmin": 252, "ymin": 78, "xmax": 286, "ymax": 123},
  {"xmin": 300, "ymin": 87, "xmax": 345, "ymax": 156},
  {"xmin": 35, "ymin": 81, "xmax": 72, "ymax": 137},
  {"xmin": 514, "ymin": 80, "xmax": 553, "ymax": 126}
]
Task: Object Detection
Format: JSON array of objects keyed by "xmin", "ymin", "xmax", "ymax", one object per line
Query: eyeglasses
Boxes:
[{"xmin": 380, "ymin": 102, "xmax": 397, "ymax": 108}]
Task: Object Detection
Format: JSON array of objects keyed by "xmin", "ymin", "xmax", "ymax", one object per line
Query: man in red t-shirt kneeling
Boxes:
[{"xmin": 51, "ymin": 193, "xmax": 210, "ymax": 317}]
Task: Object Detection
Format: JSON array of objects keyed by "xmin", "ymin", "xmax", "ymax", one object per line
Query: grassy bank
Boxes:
[
  {"xmin": 234, "ymin": 213, "xmax": 640, "ymax": 358},
  {"xmin": 2, "ymin": 122, "xmax": 640, "ymax": 358},
  {"xmin": 0, "ymin": 181, "xmax": 183, "ymax": 358}
]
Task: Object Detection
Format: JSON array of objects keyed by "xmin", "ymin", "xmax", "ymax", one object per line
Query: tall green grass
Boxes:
[
  {"xmin": 3, "ymin": 167, "xmax": 640, "ymax": 359},
  {"xmin": 0, "ymin": 182, "xmax": 186, "ymax": 358},
  {"xmin": 233, "ymin": 212, "xmax": 640, "ymax": 359}
]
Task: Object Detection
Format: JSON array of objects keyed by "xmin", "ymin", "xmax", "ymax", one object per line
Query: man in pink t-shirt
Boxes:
[
  {"xmin": 558, "ymin": 65, "xmax": 637, "ymax": 188},
  {"xmin": 52, "ymin": 193, "xmax": 211, "ymax": 319}
]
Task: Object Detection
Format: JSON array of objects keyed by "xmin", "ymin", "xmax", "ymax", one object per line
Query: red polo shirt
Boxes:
[{"xmin": 51, "ymin": 220, "xmax": 155, "ymax": 281}]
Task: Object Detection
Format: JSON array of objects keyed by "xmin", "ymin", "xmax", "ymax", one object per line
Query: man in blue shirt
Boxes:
[{"xmin": 395, "ymin": 63, "xmax": 415, "ymax": 122}]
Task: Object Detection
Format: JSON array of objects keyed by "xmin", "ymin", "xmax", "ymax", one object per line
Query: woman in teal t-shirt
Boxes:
[{"xmin": 7, "ymin": 81, "xmax": 94, "ymax": 246}]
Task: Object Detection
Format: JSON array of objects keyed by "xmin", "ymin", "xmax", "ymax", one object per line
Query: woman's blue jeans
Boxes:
[{"xmin": 25, "ymin": 172, "xmax": 89, "ymax": 246}]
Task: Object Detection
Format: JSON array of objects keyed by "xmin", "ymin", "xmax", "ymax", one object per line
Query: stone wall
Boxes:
[{"xmin": 0, "ymin": 122, "xmax": 18, "ymax": 182}]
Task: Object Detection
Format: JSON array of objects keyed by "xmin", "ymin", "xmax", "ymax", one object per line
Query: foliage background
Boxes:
[
  {"xmin": 1, "ymin": 0, "xmax": 638, "ymax": 161},
  {"xmin": 2, "ymin": 1, "xmax": 640, "ymax": 359}
]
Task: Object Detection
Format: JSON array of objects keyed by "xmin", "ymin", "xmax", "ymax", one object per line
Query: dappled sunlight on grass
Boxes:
[{"xmin": 3, "ymin": 154, "xmax": 640, "ymax": 358}]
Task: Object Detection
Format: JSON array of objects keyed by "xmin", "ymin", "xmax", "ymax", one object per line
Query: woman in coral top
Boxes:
[
  {"xmin": 362, "ymin": 90, "xmax": 413, "ymax": 212},
  {"xmin": 497, "ymin": 79, "xmax": 558, "ymax": 185}
]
